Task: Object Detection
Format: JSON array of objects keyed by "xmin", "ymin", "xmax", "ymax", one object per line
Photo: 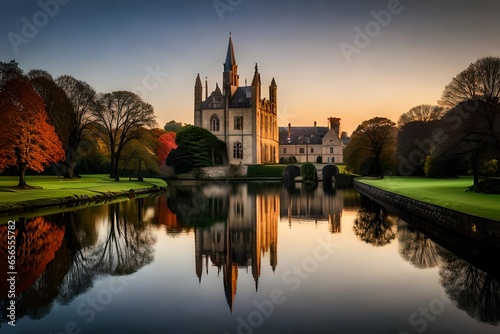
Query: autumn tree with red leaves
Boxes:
[
  {"xmin": 0, "ymin": 78, "xmax": 65, "ymax": 186},
  {"xmin": 156, "ymin": 132, "xmax": 177, "ymax": 166}
]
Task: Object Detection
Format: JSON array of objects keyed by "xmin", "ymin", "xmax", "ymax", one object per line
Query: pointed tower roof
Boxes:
[
  {"xmin": 195, "ymin": 73, "xmax": 202, "ymax": 87},
  {"xmin": 224, "ymin": 35, "xmax": 236, "ymax": 72},
  {"xmin": 270, "ymin": 77, "xmax": 277, "ymax": 87},
  {"xmin": 252, "ymin": 63, "xmax": 261, "ymax": 86}
]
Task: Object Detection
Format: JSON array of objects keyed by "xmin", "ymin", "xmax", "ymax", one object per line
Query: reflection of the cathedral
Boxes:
[{"xmin": 194, "ymin": 184, "xmax": 279, "ymax": 310}]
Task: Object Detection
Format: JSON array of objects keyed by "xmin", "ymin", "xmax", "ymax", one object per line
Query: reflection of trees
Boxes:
[
  {"xmin": 397, "ymin": 219, "xmax": 441, "ymax": 269},
  {"xmin": 353, "ymin": 203, "xmax": 396, "ymax": 246},
  {"xmin": 0, "ymin": 217, "xmax": 67, "ymax": 324},
  {"xmin": 0, "ymin": 198, "xmax": 157, "ymax": 326},
  {"xmin": 439, "ymin": 248, "xmax": 500, "ymax": 325},
  {"xmin": 91, "ymin": 202, "xmax": 156, "ymax": 275}
]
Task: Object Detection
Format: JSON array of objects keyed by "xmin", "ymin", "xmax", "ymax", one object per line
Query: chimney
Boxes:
[
  {"xmin": 328, "ymin": 117, "xmax": 341, "ymax": 137},
  {"xmin": 288, "ymin": 123, "xmax": 291, "ymax": 139},
  {"xmin": 314, "ymin": 121, "xmax": 317, "ymax": 134}
]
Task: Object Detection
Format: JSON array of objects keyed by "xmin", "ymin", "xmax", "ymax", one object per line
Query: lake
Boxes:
[{"xmin": 1, "ymin": 181, "xmax": 499, "ymax": 334}]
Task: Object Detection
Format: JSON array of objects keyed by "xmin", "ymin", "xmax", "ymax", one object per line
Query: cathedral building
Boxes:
[{"xmin": 194, "ymin": 36, "xmax": 279, "ymax": 164}]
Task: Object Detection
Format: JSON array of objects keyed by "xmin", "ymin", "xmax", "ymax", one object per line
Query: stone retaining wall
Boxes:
[{"xmin": 354, "ymin": 181, "xmax": 500, "ymax": 246}]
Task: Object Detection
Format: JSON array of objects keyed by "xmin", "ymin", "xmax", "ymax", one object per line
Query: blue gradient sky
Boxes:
[{"xmin": 1, "ymin": 0, "xmax": 499, "ymax": 134}]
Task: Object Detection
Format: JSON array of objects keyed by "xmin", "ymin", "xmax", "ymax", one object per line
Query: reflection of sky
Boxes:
[{"xmin": 2, "ymin": 0, "xmax": 500, "ymax": 134}]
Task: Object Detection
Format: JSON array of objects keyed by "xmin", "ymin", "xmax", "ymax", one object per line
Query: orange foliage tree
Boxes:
[
  {"xmin": 0, "ymin": 78, "xmax": 65, "ymax": 186},
  {"xmin": 156, "ymin": 132, "xmax": 177, "ymax": 166}
]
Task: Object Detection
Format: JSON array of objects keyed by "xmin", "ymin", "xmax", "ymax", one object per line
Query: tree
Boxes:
[
  {"xmin": 397, "ymin": 105, "xmax": 444, "ymax": 127},
  {"xmin": 344, "ymin": 117, "xmax": 397, "ymax": 176},
  {"xmin": 0, "ymin": 60, "xmax": 23, "ymax": 89},
  {"xmin": 156, "ymin": 132, "xmax": 177, "ymax": 166},
  {"xmin": 93, "ymin": 91, "xmax": 157, "ymax": 181},
  {"xmin": 439, "ymin": 57, "xmax": 500, "ymax": 110},
  {"xmin": 29, "ymin": 70, "xmax": 77, "ymax": 176},
  {"xmin": 55, "ymin": 75, "xmax": 97, "ymax": 178},
  {"xmin": 397, "ymin": 120, "xmax": 441, "ymax": 176},
  {"xmin": 119, "ymin": 130, "xmax": 161, "ymax": 180},
  {"xmin": 166, "ymin": 125, "xmax": 227, "ymax": 175},
  {"xmin": 427, "ymin": 100, "xmax": 500, "ymax": 185},
  {"xmin": 436, "ymin": 57, "xmax": 500, "ymax": 185},
  {"xmin": 0, "ymin": 78, "xmax": 65, "ymax": 186},
  {"xmin": 164, "ymin": 120, "xmax": 185, "ymax": 133}
]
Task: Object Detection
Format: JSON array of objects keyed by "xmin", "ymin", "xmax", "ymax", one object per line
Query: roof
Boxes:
[
  {"xmin": 279, "ymin": 126, "xmax": 330, "ymax": 145},
  {"xmin": 229, "ymin": 86, "xmax": 253, "ymax": 108}
]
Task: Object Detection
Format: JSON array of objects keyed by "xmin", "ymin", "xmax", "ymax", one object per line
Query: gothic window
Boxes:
[
  {"xmin": 234, "ymin": 116, "xmax": 243, "ymax": 130},
  {"xmin": 211, "ymin": 115, "xmax": 220, "ymax": 132},
  {"xmin": 233, "ymin": 141, "xmax": 243, "ymax": 159}
]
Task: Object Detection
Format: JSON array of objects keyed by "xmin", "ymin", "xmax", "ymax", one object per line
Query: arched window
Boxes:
[
  {"xmin": 233, "ymin": 142, "xmax": 243, "ymax": 159},
  {"xmin": 210, "ymin": 115, "xmax": 220, "ymax": 132}
]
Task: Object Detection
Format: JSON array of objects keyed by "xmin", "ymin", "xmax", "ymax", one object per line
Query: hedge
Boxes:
[{"xmin": 247, "ymin": 165, "xmax": 287, "ymax": 177}]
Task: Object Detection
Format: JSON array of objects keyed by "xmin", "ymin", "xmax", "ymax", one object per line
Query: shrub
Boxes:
[
  {"xmin": 468, "ymin": 178, "xmax": 500, "ymax": 194},
  {"xmin": 300, "ymin": 162, "xmax": 317, "ymax": 183},
  {"xmin": 247, "ymin": 165, "xmax": 286, "ymax": 177}
]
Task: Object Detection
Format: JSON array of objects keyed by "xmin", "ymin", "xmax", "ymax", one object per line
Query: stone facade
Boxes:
[
  {"xmin": 194, "ymin": 36, "xmax": 279, "ymax": 165},
  {"xmin": 279, "ymin": 117, "xmax": 346, "ymax": 163}
]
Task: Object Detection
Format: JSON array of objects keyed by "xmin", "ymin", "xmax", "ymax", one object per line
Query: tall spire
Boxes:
[
  {"xmin": 224, "ymin": 35, "xmax": 236, "ymax": 72},
  {"xmin": 223, "ymin": 34, "xmax": 239, "ymax": 96}
]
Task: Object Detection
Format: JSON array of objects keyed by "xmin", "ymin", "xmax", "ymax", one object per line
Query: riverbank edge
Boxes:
[
  {"xmin": 354, "ymin": 180, "xmax": 500, "ymax": 246},
  {"xmin": 0, "ymin": 184, "xmax": 167, "ymax": 218}
]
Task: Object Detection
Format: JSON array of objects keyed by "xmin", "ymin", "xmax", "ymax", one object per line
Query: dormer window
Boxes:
[{"xmin": 214, "ymin": 96, "xmax": 222, "ymax": 102}]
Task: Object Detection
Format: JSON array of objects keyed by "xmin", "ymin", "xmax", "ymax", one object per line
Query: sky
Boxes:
[{"xmin": 1, "ymin": 0, "xmax": 500, "ymax": 135}]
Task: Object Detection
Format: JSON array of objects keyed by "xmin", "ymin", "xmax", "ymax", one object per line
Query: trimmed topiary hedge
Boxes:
[
  {"xmin": 247, "ymin": 165, "xmax": 287, "ymax": 177},
  {"xmin": 300, "ymin": 162, "xmax": 318, "ymax": 183}
]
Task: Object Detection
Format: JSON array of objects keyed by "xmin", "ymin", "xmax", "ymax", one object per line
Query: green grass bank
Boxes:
[
  {"xmin": 357, "ymin": 176, "xmax": 500, "ymax": 221},
  {"xmin": 0, "ymin": 174, "xmax": 167, "ymax": 216}
]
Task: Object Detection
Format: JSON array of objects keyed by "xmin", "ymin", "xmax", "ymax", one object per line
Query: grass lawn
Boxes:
[
  {"xmin": 357, "ymin": 176, "xmax": 500, "ymax": 221},
  {"xmin": 0, "ymin": 174, "xmax": 167, "ymax": 204}
]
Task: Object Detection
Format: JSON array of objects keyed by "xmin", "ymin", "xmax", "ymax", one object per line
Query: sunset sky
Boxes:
[{"xmin": 1, "ymin": 0, "xmax": 500, "ymax": 134}]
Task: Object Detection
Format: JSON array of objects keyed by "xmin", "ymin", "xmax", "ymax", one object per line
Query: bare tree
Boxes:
[
  {"xmin": 397, "ymin": 104, "xmax": 444, "ymax": 127},
  {"xmin": 440, "ymin": 57, "xmax": 500, "ymax": 110},
  {"xmin": 93, "ymin": 91, "xmax": 157, "ymax": 180},
  {"xmin": 56, "ymin": 75, "xmax": 97, "ymax": 178}
]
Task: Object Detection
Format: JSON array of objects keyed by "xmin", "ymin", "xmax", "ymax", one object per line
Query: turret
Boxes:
[
  {"xmin": 269, "ymin": 77, "xmax": 277, "ymax": 113},
  {"xmin": 252, "ymin": 63, "xmax": 261, "ymax": 104},
  {"xmin": 194, "ymin": 74, "xmax": 203, "ymax": 126},
  {"xmin": 195, "ymin": 73, "xmax": 202, "ymax": 109}
]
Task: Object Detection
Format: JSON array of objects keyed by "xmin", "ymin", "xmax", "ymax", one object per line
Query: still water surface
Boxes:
[{"xmin": 1, "ymin": 182, "xmax": 499, "ymax": 334}]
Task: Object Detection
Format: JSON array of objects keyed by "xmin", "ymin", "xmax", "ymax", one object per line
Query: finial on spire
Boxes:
[{"xmin": 255, "ymin": 63, "xmax": 258, "ymax": 73}]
